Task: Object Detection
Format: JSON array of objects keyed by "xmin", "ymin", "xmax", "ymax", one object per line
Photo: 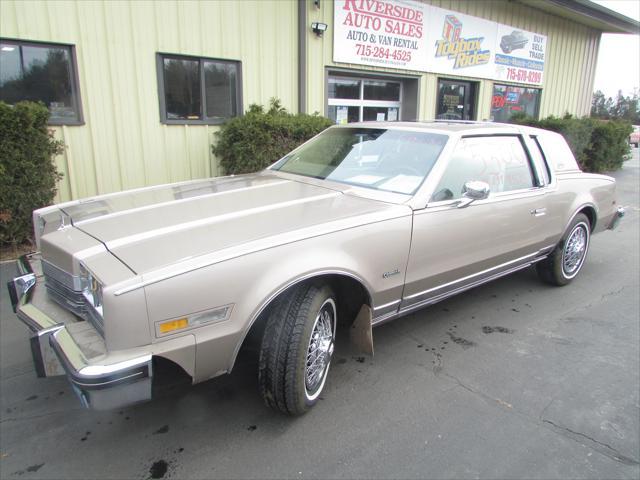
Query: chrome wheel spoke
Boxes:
[
  {"xmin": 563, "ymin": 224, "xmax": 588, "ymax": 276},
  {"xmin": 305, "ymin": 300, "xmax": 336, "ymax": 398}
]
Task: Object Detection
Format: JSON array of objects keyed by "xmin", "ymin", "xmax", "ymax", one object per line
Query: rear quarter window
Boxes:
[
  {"xmin": 535, "ymin": 132, "xmax": 580, "ymax": 173},
  {"xmin": 530, "ymin": 136, "xmax": 552, "ymax": 185}
]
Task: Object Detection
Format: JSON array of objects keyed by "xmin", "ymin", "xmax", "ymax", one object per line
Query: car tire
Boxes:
[
  {"xmin": 536, "ymin": 213, "xmax": 591, "ymax": 286},
  {"xmin": 258, "ymin": 283, "xmax": 337, "ymax": 415}
]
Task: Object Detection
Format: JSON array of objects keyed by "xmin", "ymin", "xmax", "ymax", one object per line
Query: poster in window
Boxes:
[{"xmin": 336, "ymin": 106, "xmax": 349, "ymax": 124}]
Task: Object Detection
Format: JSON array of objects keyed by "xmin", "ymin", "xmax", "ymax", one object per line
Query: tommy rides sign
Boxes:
[{"xmin": 333, "ymin": 0, "xmax": 547, "ymax": 86}]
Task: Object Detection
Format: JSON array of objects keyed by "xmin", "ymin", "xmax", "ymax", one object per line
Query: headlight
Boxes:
[{"xmin": 79, "ymin": 263, "xmax": 104, "ymax": 316}]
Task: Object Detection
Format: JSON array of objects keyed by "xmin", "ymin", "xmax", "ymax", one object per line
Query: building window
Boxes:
[
  {"xmin": 0, "ymin": 39, "xmax": 83, "ymax": 125},
  {"xmin": 491, "ymin": 84, "xmax": 541, "ymax": 122},
  {"xmin": 157, "ymin": 53, "xmax": 241, "ymax": 125},
  {"xmin": 327, "ymin": 75, "xmax": 402, "ymax": 124}
]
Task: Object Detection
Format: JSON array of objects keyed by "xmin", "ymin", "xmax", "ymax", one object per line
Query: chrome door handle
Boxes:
[{"xmin": 531, "ymin": 208, "xmax": 547, "ymax": 216}]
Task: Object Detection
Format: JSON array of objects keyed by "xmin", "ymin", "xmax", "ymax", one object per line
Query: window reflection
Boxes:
[
  {"xmin": 159, "ymin": 54, "xmax": 240, "ymax": 123},
  {"xmin": 204, "ymin": 62, "xmax": 237, "ymax": 119},
  {"xmin": 491, "ymin": 84, "xmax": 541, "ymax": 122},
  {"xmin": 163, "ymin": 58, "xmax": 201, "ymax": 120},
  {"xmin": 0, "ymin": 41, "xmax": 80, "ymax": 122}
]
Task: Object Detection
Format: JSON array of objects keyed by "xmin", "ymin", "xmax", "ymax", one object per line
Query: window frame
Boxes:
[
  {"xmin": 0, "ymin": 37, "xmax": 84, "ymax": 126},
  {"xmin": 156, "ymin": 52, "xmax": 242, "ymax": 125}
]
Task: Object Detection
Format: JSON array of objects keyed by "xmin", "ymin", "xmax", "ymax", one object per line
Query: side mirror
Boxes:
[{"xmin": 457, "ymin": 181, "xmax": 490, "ymax": 208}]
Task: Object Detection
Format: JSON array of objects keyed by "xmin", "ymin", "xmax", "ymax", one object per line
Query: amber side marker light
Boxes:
[{"xmin": 158, "ymin": 318, "xmax": 188, "ymax": 334}]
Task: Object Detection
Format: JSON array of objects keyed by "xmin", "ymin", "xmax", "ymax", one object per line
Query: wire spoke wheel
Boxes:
[
  {"xmin": 562, "ymin": 223, "xmax": 588, "ymax": 277},
  {"xmin": 304, "ymin": 299, "xmax": 336, "ymax": 400},
  {"xmin": 258, "ymin": 284, "xmax": 337, "ymax": 415},
  {"xmin": 536, "ymin": 214, "xmax": 590, "ymax": 286}
]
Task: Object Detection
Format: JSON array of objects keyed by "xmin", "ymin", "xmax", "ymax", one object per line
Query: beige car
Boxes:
[{"xmin": 9, "ymin": 121, "xmax": 624, "ymax": 415}]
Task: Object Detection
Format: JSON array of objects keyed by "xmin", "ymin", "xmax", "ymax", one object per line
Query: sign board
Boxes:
[
  {"xmin": 493, "ymin": 24, "xmax": 546, "ymax": 85},
  {"xmin": 333, "ymin": 0, "xmax": 430, "ymax": 71},
  {"xmin": 424, "ymin": 6, "xmax": 498, "ymax": 80},
  {"xmin": 333, "ymin": 0, "xmax": 546, "ymax": 86}
]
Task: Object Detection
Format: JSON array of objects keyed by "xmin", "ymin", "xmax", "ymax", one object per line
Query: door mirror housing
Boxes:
[{"xmin": 457, "ymin": 181, "xmax": 490, "ymax": 208}]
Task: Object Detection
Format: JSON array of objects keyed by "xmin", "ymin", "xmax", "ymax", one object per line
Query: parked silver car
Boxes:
[{"xmin": 9, "ymin": 121, "xmax": 624, "ymax": 415}]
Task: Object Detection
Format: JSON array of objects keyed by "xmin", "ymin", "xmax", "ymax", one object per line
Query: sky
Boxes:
[{"xmin": 591, "ymin": 0, "xmax": 640, "ymax": 98}]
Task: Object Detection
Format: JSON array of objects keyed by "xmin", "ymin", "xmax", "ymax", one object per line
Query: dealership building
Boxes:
[{"xmin": 1, "ymin": 0, "xmax": 637, "ymax": 202}]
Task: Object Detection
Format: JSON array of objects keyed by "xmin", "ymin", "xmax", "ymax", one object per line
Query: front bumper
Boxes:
[{"xmin": 7, "ymin": 254, "xmax": 152, "ymax": 410}]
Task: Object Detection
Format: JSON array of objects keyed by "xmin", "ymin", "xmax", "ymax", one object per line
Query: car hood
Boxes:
[{"xmin": 60, "ymin": 173, "xmax": 407, "ymax": 274}]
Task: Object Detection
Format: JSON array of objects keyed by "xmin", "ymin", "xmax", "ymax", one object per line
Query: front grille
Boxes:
[{"xmin": 42, "ymin": 262, "xmax": 104, "ymax": 336}]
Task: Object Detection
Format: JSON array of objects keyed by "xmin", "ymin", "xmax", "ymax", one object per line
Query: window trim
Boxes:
[
  {"xmin": 156, "ymin": 52, "xmax": 242, "ymax": 126},
  {"xmin": 0, "ymin": 37, "xmax": 84, "ymax": 126}
]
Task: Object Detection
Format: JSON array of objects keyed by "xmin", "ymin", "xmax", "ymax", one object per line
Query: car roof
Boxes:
[{"xmin": 336, "ymin": 120, "xmax": 524, "ymax": 135}]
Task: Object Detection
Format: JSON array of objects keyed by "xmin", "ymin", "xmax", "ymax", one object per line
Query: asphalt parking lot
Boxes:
[{"xmin": 1, "ymin": 149, "xmax": 638, "ymax": 480}]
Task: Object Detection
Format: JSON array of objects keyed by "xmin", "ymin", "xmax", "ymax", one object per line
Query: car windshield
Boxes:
[{"xmin": 271, "ymin": 127, "xmax": 449, "ymax": 195}]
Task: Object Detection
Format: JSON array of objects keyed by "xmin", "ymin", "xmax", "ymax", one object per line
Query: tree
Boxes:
[{"xmin": 592, "ymin": 89, "xmax": 640, "ymax": 124}]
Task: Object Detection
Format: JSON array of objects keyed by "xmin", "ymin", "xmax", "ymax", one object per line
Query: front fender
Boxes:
[{"xmin": 142, "ymin": 214, "xmax": 412, "ymax": 383}]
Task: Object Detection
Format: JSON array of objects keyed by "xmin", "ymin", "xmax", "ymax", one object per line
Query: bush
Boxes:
[
  {"xmin": 583, "ymin": 120, "xmax": 632, "ymax": 172},
  {"xmin": 212, "ymin": 98, "xmax": 333, "ymax": 174},
  {"xmin": 0, "ymin": 101, "xmax": 63, "ymax": 246},
  {"xmin": 509, "ymin": 113, "xmax": 631, "ymax": 173}
]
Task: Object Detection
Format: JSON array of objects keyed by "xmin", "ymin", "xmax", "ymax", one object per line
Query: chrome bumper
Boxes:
[
  {"xmin": 608, "ymin": 206, "xmax": 625, "ymax": 230},
  {"xmin": 7, "ymin": 254, "xmax": 152, "ymax": 410}
]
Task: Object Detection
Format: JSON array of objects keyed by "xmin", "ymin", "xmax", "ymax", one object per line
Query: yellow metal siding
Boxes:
[
  {"xmin": 308, "ymin": 0, "xmax": 601, "ymax": 121},
  {"xmin": 1, "ymin": 0, "xmax": 602, "ymax": 202},
  {"xmin": 1, "ymin": 0, "xmax": 298, "ymax": 202}
]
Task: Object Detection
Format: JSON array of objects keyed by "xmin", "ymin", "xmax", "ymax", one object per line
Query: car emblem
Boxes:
[{"xmin": 383, "ymin": 269, "xmax": 400, "ymax": 279}]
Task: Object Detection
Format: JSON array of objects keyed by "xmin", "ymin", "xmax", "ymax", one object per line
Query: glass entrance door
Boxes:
[
  {"xmin": 327, "ymin": 76, "xmax": 402, "ymax": 124},
  {"xmin": 436, "ymin": 79, "xmax": 477, "ymax": 120}
]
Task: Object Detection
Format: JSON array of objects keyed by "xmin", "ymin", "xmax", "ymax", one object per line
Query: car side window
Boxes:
[
  {"xmin": 431, "ymin": 136, "xmax": 535, "ymax": 201},
  {"xmin": 530, "ymin": 136, "xmax": 552, "ymax": 185}
]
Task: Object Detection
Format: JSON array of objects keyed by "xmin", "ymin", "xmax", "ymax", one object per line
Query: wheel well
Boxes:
[
  {"xmin": 151, "ymin": 356, "xmax": 192, "ymax": 397},
  {"xmin": 578, "ymin": 206, "xmax": 597, "ymax": 232},
  {"xmin": 236, "ymin": 274, "xmax": 372, "ymax": 358}
]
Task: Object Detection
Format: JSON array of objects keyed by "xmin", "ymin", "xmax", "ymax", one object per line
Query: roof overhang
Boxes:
[{"xmin": 517, "ymin": 0, "xmax": 640, "ymax": 33}]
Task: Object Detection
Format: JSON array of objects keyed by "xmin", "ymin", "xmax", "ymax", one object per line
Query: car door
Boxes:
[{"xmin": 401, "ymin": 134, "xmax": 557, "ymax": 311}]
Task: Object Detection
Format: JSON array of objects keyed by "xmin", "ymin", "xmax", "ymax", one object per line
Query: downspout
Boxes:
[{"xmin": 298, "ymin": 0, "xmax": 307, "ymax": 114}]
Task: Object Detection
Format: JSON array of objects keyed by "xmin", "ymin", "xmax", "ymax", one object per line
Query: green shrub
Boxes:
[
  {"xmin": 0, "ymin": 101, "xmax": 64, "ymax": 246},
  {"xmin": 212, "ymin": 98, "xmax": 333, "ymax": 174},
  {"xmin": 583, "ymin": 120, "xmax": 632, "ymax": 172},
  {"xmin": 509, "ymin": 113, "xmax": 631, "ymax": 173}
]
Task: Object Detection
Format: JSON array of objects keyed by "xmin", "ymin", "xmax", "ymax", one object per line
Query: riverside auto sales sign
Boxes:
[
  {"xmin": 333, "ymin": 0, "xmax": 546, "ymax": 86},
  {"xmin": 334, "ymin": 0, "xmax": 430, "ymax": 71}
]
